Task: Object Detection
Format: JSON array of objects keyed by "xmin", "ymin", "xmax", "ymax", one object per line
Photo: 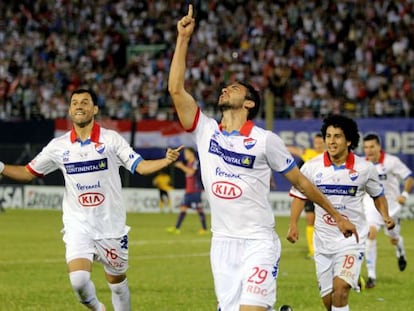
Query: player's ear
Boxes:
[
  {"xmin": 93, "ymin": 105, "xmax": 99, "ymax": 115},
  {"xmin": 243, "ymin": 99, "xmax": 254, "ymax": 110}
]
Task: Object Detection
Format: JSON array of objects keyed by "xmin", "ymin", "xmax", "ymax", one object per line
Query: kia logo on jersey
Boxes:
[
  {"xmin": 78, "ymin": 192, "xmax": 105, "ymax": 207},
  {"xmin": 243, "ymin": 137, "xmax": 256, "ymax": 149},
  {"xmin": 212, "ymin": 181, "xmax": 242, "ymax": 199},
  {"xmin": 323, "ymin": 213, "xmax": 349, "ymax": 225}
]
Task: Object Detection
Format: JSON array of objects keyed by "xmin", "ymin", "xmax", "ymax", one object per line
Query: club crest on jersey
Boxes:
[
  {"xmin": 243, "ymin": 137, "xmax": 256, "ymax": 150},
  {"xmin": 349, "ymin": 169, "xmax": 359, "ymax": 181},
  {"xmin": 95, "ymin": 143, "xmax": 105, "ymax": 154}
]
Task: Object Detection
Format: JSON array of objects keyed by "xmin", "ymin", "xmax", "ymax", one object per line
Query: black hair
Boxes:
[
  {"xmin": 363, "ymin": 132, "xmax": 381, "ymax": 145},
  {"xmin": 237, "ymin": 81, "xmax": 261, "ymax": 120},
  {"xmin": 320, "ymin": 115, "xmax": 360, "ymax": 150},
  {"xmin": 70, "ymin": 88, "xmax": 98, "ymax": 106}
]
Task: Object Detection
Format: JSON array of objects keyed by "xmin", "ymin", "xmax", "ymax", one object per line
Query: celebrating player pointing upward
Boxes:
[
  {"xmin": 0, "ymin": 89, "xmax": 182, "ymax": 311},
  {"xmin": 169, "ymin": 5, "xmax": 358, "ymax": 311}
]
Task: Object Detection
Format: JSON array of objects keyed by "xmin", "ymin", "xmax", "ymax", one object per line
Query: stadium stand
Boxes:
[{"xmin": 0, "ymin": 0, "xmax": 413, "ymax": 122}]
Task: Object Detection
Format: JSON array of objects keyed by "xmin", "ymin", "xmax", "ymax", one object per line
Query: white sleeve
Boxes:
[
  {"xmin": 289, "ymin": 162, "xmax": 310, "ymax": 200},
  {"xmin": 113, "ymin": 132, "xmax": 143, "ymax": 173},
  {"xmin": 265, "ymin": 132, "xmax": 296, "ymax": 173},
  {"xmin": 393, "ymin": 157, "xmax": 412, "ymax": 181},
  {"xmin": 365, "ymin": 162, "xmax": 385, "ymax": 198},
  {"xmin": 27, "ymin": 140, "xmax": 60, "ymax": 176}
]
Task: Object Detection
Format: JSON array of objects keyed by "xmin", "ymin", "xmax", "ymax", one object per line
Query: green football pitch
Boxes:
[{"xmin": 0, "ymin": 209, "xmax": 413, "ymax": 311}]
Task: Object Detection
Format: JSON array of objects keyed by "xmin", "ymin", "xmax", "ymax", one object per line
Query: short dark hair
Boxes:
[
  {"xmin": 363, "ymin": 132, "xmax": 381, "ymax": 145},
  {"xmin": 237, "ymin": 81, "xmax": 261, "ymax": 120},
  {"xmin": 320, "ymin": 115, "xmax": 360, "ymax": 150},
  {"xmin": 70, "ymin": 89, "xmax": 98, "ymax": 106}
]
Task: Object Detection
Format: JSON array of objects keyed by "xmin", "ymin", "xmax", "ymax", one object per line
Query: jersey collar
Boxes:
[
  {"xmin": 364, "ymin": 150, "xmax": 385, "ymax": 164},
  {"xmin": 323, "ymin": 151, "xmax": 355, "ymax": 170},
  {"xmin": 219, "ymin": 120, "xmax": 254, "ymax": 137},
  {"xmin": 70, "ymin": 122, "xmax": 101, "ymax": 144},
  {"xmin": 378, "ymin": 150, "xmax": 385, "ymax": 164}
]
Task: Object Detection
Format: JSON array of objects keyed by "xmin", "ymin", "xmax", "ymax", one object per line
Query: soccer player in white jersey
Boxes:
[
  {"xmin": 362, "ymin": 133, "xmax": 413, "ymax": 288},
  {"xmin": 287, "ymin": 115, "xmax": 395, "ymax": 311},
  {"xmin": 0, "ymin": 89, "xmax": 182, "ymax": 311},
  {"xmin": 168, "ymin": 5, "xmax": 358, "ymax": 311}
]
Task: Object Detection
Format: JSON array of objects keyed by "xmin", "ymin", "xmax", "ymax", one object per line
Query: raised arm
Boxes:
[{"xmin": 168, "ymin": 4, "xmax": 199, "ymax": 130}]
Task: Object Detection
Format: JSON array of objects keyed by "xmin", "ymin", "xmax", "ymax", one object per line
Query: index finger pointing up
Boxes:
[{"xmin": 188, "ymin": 4, "xmax": 193, "ymax": 17}]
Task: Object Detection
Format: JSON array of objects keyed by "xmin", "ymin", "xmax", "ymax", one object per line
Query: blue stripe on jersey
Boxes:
[
  {"xmin": 131, "ymin": 157, "xmax": 143, "ymax": 174},
  {"xmin": 64, "ymin": 158, "xmax": 108, "ymax": 174},
  {"xmin": 317, "ymin": 184, "xmax": 358, "ymax": 196},
  {"xmin": 208, "ymin": 140, "xmax": 255, "ymax": 168}
]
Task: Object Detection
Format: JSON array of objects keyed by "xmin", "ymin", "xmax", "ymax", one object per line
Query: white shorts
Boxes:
[
  {"xmin": 210, "ymin": 232, "xmax": 281, "ymax": 311},
  {"xmin": 63, "ymin": 231, "xmax": 129, "ymax": 275},
  {"xmin": 315, "ymin": 249, "xmax": 364, "ymax": 298},
  {"xmin": 364, "ymin": 197, "xmax": 401, "ymax": 239}
]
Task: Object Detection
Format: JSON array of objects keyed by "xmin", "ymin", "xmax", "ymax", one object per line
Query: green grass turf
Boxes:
[{"xmin": 0, "ymin": 209, "xmax": 412, "ymax": 310}]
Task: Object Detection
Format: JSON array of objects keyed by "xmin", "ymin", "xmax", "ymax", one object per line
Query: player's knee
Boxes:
[
  {"xmin": 390, "ymin": 237, "xmax": 399, "ymax": 245},
  {"xmin": 69, "ymin": 270, "xmax": 91, "ymax": 293},
  {"xmin": 108, "ymin": 278, "xmax": 128, "ymax": 295}
]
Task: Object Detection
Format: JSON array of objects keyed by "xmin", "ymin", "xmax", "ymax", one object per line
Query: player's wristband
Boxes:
[
  {"xmin": 401, "ymin": 191, "xmax": 409, "ymax": 200},
  {"xmin": 0, "ymin": 161, "xmax": 4, "ymax": 174}
]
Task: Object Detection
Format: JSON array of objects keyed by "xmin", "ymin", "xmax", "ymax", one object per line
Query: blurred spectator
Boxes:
[{"xmin": 0, "ymin": 0, "xmax": 413, "ymax": 121}]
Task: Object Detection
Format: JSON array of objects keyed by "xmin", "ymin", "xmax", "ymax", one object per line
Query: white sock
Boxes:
[
  {"xmin": 396, "ymin": 236, "xmax": 405, "ymax": 258},
  {"xmin": 69, "ymin": 270, "xmax": 102, "ymax": 310},
  {"xmin": 332, "ymin": 306, "xmax": 349, "ymax": 311},
  {"xmin": 108, "ymin": 278, "xmax": 130, "ymax": 311},
  {"xmin": 365, "ymin": 239, "xmax": 377, "ymax": 279}
]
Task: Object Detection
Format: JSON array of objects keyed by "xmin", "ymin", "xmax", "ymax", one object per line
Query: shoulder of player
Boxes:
[
  {"xmin": 382, "ymin": 152, "xmax": 400, "ymax": 163},
  {"xmin": 305, "ymin": 153, "xmax": 324, "ymax": 164},
  {"xmin": 98, "ymin": 127, "xmax": 126, "ymax": 143},
  {"xmin": 45, "ymin": 132, "xmax": 71, "ymax": 148},
  {"xmin": 250, "ymin": 126, "xmax": 283, "ymax": 142},
  {"xmin": 354, "ymin": 154, "xmax": 379, "ymax": 172}
]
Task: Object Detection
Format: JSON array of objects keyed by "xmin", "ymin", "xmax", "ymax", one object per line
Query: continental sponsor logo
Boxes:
[
  {"xmin": 317, "ymin": 184, "xmax": 358, "ymax": 196},
  {"xmin": 64, "ymin": 159, "xmax": 108, "ymax": 174},
  {"xmin": 208, "ymin": 140, "xmax": 255, "ymax": 168}
]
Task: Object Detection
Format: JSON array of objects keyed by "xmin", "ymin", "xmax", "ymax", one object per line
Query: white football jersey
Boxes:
[
  {"xmin": 26, "ymin": 123, "xmax": 142, "ymax": 239},
  {"xmin": 190, "ymin": 109, "xmax": 296, "ymax": 239},
  {"xmin": 290, "ymin": 152, "xmax": 384, "ymax": 254},
  {"xmin": 363, "ymin": 151, "xmax": 412, "ymax": 218}
]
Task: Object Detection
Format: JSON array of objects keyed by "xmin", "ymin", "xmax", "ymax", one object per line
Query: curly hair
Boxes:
[{"xmin": 320, "ymin": 115, "xmax": 360, "ymax": 150}]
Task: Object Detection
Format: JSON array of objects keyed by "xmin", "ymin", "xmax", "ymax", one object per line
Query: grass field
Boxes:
[{"xmin": 0, "ymin": 209, "xmax": 413, "ymax": 311}]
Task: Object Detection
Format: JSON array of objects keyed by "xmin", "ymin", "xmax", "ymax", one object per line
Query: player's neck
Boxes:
[
  {"xmin": 329, "ymin": 152, "xmax": 349, "ymax": 166},
  {"xmin": 73, "ymin": 122, "xmax": 94, "ymax": 141},
  {"xmin": 221, "ymin": 112, "xmax": 246, "ymax": 133}
]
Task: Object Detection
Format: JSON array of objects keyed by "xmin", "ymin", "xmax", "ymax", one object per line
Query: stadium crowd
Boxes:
[{"xmin": 0, "ymin": 0, "xmax": 413, "ymax": 121}]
